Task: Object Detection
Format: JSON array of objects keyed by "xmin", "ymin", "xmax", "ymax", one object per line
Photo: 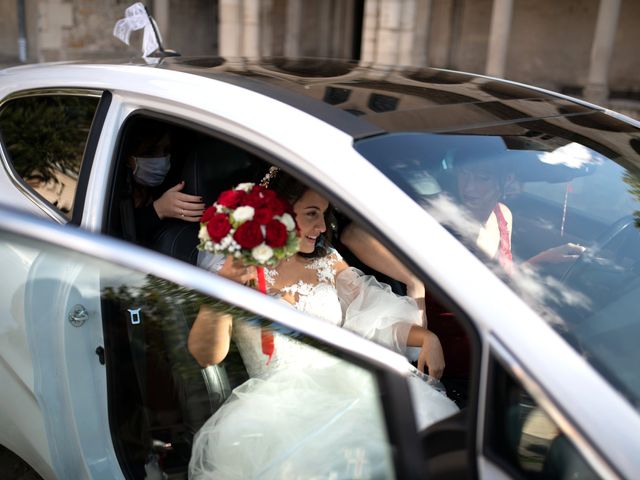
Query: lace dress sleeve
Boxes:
[{"xmin": 336, "ymin": 267, "xmax": 421, "ymax": 355}]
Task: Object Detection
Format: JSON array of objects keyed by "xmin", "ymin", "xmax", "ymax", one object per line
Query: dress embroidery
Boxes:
[
  {"xmin": 264, "ymin": 267, "xmax": 278, "ymax": 286},
  {"xmin": 305, "ymin": 252, "xmax": 340, "ymax": 285}
]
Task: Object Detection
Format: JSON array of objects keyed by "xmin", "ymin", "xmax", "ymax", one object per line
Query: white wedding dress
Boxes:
[{"xmin": 190, "ymin": 250, "xmax": 459, "ymax": 479}]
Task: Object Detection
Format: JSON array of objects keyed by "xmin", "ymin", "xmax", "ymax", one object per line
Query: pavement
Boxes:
[{"xmin": 0, "ymin": 446, "xmax": 42, "ymax": 479}]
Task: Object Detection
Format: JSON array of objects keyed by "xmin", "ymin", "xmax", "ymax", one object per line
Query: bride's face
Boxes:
[{"xmin": 293, "ymin": 189, "xmax": 329, "ymax": 253}]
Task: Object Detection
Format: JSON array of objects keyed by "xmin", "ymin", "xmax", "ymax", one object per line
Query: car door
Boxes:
[{"xmin": 1, "ymin": 205, "xmax": 426, "ymax": 479}]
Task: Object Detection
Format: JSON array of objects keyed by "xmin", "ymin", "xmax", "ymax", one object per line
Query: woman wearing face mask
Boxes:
[{"xmin": 128, "ymin": 125, "xmax": 205, "ymax": 243}]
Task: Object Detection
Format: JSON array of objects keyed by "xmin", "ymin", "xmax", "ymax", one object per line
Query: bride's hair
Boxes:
[{"xmin": 265, "ymin": 167, "xmax": 335, "ymax": 258}]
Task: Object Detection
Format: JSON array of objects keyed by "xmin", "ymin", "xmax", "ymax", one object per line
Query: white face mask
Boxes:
[{"xmin": 133, "ymin": 154, "xmax": 171, "ymax": 187}]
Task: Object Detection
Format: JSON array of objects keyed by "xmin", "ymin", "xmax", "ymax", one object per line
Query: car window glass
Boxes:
[
  {"xmin": 486, "ymin": 357, "xmax": 600, "ymax": 479},
  {"xmin": 0, "ymin": 94, "xmax": 100, "ymax": 219},
  {"xmin": 100, "ymin": 270, "xmax": 398, "ymax": 478},
  {"xmin": 356, "ymin": 123, "xmax": 640, "ymax": 409},
  {"xmin": 3, "ymin": 230, "xmax": 400, "ymax": 479}
]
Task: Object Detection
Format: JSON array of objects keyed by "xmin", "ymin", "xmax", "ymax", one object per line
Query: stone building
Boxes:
[{"xmin": 1, "ymin": 0, "xmax": 638, "ymax": 115}]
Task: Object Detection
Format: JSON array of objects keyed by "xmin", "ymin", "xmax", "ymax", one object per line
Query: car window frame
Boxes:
[
  {"xmin": 0, "ymin": 88, "xmax": 105, "ymax": 223},
  {"xmin": 104, "ymin": 111, "xmax": 485, "ymax": 477},
  {"xmin": 480, "ymin": 336, "xmax": 619, "ymax": 479}
]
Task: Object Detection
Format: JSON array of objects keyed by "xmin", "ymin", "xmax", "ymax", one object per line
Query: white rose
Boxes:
[
  {"xmin": 252, "ymin": 243, "xmax": 274, "ymax": 264},
  {"xmin": 277, "ymin": 213, "xmax": 296, "ymax": 231},
  {"xmin": 219, "ymin": 234, "xmax": 233, "ymax": 249},
  {"xmin": 198, "ymin": 224, "xmax": 210, "ymax": 242},
  {"xmin": 235, "ymin": 182, "xmax": 254, "ymax": 192},
  {"xmin": 232, "ymin": 206, "xmax": 254, "ymax": 223}
]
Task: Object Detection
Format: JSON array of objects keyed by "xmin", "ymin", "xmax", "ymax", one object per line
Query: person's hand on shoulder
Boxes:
[{"xmin": 153, "ymin": 181, "xmax": 205, "ymax": 221}]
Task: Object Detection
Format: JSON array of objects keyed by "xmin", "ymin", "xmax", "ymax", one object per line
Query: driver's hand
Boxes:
[
  {"xmin": 529, "ymin": 242, "xmax": 586, "ymax": 265},
  {"xmin": 545, "ymin": 242, "xmax": 587, "ymax": 262}
]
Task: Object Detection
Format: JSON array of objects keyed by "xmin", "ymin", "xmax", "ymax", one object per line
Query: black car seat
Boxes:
[
  {"xmin": 151, "ymin": 138, "xmax": 264, "ymax": 265},
  {"xmin": 145, "ymin": 137, "xmax": 262, "ymax": 437}
]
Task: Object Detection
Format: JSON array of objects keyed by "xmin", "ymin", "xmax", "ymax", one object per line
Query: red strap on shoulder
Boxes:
[{"xmin": 494, "ymin": 204, "xmax": 513, "ymax": 274}]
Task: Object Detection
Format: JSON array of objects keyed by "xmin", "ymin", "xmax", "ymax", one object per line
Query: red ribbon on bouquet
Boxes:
[{"xmin": 256, "ymin": 266, "xmax": 275, "ymax": 364}]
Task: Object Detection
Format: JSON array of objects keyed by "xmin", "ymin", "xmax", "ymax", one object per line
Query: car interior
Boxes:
[{"xmin": 103, "ymin": 114, "xmax": 475, "ymax": 478}]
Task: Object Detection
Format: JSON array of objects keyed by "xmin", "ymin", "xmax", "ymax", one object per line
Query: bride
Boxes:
[{"xmin": 188, "ymin": 170, "xmax": 459, "ymax": 479}]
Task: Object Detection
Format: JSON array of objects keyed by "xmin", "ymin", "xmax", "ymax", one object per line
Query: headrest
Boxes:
[
  {"xmin": 149, "ymin": 138, "xmax": 265, "ymax": 265},
  {"xmin": 179, "ymin": 138, "xmax": 264, "ymax": 206}
]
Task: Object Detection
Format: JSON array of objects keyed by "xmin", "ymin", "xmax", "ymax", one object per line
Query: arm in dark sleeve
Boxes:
[{"xmin": 134, "ymin": 203, "xmax": 163, "ymax": 244}]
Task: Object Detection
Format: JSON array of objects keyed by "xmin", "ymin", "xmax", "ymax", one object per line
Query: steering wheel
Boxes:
[{"xmin": 561, "ymin": 215, "xmax": 637, "ymax": 284}]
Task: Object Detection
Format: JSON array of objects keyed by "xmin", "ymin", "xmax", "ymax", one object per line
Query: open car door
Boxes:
[{"xmin": 1, "ymin": 206, "xmax": 427, "ymax": 479}]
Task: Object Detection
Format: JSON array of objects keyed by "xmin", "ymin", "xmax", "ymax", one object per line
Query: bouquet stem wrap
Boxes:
[{"xmin": 256, "ymin": 266, "xmax": 275, "ymax": 364}]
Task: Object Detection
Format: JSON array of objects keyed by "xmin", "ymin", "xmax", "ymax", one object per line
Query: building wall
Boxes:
[
  {"xmin": 610, "ymin": 0, "xmax": 640, "ymax": 95},
  {"xmin": 451, "ymin": 0, "xmax": 491, "ymax": 74},
  {"xmin": 0, "ymin": 0, "xmax": 638, "ymax": 101},
  {"xmin": 0, "ymin": 2, "xmax": 19, "ymax": 61},
  {"xmin": 166, "ymin": 0, "xmax": 218, "ymax": 56},
  {"xmin": 12, "ymin": 0, "xmax": 216, "ymax": 63},
  {"xmin": 507, "ymin": 0, "xmax": 599, "ymax": 90}
]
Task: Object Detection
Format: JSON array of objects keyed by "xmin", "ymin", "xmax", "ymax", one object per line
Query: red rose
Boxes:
[
  {"xmin": 243, "ymin": 191, "xmax": 265, "ymax": 208},
  {"xmin": 265, "ymin": 220, "xmax": 288, "ymax": 247},
  {"xmin": 261, "ymin": 189, "xmax": 277, "ymax": 203},
  {"xmin": 206, "ymin": 213, "xmax": 232, "ymax": 242},
  {"xmin": 270, "ymin": 198, "xmax": 288, "ymax": 216},
  {"xmin": 200, "ymin": 205, "xmax": 217, "ymax": 223},
  {"xmin": 217, "ymin": 189, "xmax": 246, "ymax": 208},
  {"xmin": 233, "ymin": 220, "xmax": 264, "ymax": 248},
  {"xmin": 254, "ymin": 207, "xmax": 274, "ymax": 225}
]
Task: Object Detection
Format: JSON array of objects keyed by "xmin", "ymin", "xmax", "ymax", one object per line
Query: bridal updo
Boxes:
[{"xmin": 261, "ymin": 167, "xmax": 336, "ymax": 259}]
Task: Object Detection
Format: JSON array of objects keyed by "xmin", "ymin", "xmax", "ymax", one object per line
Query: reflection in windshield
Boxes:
[
  {"xmin": 427, "ymin": 192, "xmax": 592, "ymax": 327},
  {"xmin": 357, "ymin": 128, "xmax": 640, "ymax": 408},
  {"xmin": 538, "ymin": 142, "xmax": 607, "ymax": 169}
]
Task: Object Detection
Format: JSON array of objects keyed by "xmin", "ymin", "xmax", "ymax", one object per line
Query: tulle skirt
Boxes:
[{"xmin": 189, "ymin": 358, "xmax": 458, "ymax": 479}]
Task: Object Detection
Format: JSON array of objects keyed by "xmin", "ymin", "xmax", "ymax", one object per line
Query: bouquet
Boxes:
[
  {"xmin": 198, "ymin": 182, "xmax": 299, "ymax": 268},
  {"xmin": 197, "ymin": 182, "xmax": 300, "ymax": 363}
]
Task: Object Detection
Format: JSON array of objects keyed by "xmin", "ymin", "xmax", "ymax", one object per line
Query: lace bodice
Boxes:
[
  {"xmin": 233, "ymin": 251, "xmax": 345, "ymax": 378},
  {"xmin": 197, "ymin": 249, "xmax": 420, "ymax": 378}
]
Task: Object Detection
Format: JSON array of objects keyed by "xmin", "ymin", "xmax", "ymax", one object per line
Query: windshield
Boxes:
[{"xmin": 356, "ymin": 117, "xmax": 640, "ymax": 409}]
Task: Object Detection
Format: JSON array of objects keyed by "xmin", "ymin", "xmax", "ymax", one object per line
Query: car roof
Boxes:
[
  {"xmin": 3, "ymin": 56, "xmax": 638, "ymax": 140},
  {"xmin": 151, "ymin": 56, "xmax": 635, "ymax": 139}
]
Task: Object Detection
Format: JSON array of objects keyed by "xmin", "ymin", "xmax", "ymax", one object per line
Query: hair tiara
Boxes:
[{"xmin": 260, "ymin": 166, "xmax": 280, "ymax": 188}]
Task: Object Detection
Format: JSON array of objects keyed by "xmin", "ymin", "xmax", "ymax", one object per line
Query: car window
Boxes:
[
  {"xmin": 356, "ymin": 120, "xmax": 640, "ymax": 410},
  {"xmin": 103, "ymin": 116, "xmax": 474, "ymax": 477},
  {"xmin": 485, "ymin": 356, "xmax": 600, "ymax": 479},
  {"xmin": 0, "ymin": 93, "xmax": 100, "ymax": 219},
  {"xmin": 3, "ymin": 227, "xmax": 405, "ymax": 479},
  {"xmin": 102, "ymin": 276, "xmax": 397, "ymax": 479}
]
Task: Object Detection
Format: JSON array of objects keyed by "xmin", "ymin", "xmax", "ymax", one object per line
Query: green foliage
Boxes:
[
  {"xmin": 622, "ymin": 171, "xmax": 640, "ymax": 228},
  {"xmin": 0, "ymin": 95, "xmax": 99, "ymax": 184}
]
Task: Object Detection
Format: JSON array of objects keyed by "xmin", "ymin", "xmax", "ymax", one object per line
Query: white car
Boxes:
[{"xmin": 1, "ymin": 57, "xmax": 639, "ymax": 479}]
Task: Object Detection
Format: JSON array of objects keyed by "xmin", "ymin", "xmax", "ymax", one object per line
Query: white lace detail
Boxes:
[
  {"xmin": 305, "ymin": 250, "xmax": 341, "ymax": 285},
  {"xmin": 264, "ymin": 267, "xmax": 278, "ymax": 286},
  {"xmin": 281, "ymin": 279, "xmax": 315, "ymax": 297}
]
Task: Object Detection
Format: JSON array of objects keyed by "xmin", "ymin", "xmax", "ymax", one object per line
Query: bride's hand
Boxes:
[
  {"xmin": 218, "ymin": 256, "xmax": 258, "ymax": 285},
  {"xmin": 417, "ymin": 330, "xmax": 445, "ymax": 380}
]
